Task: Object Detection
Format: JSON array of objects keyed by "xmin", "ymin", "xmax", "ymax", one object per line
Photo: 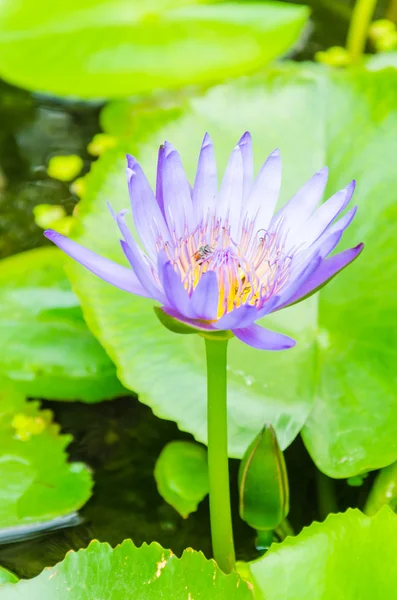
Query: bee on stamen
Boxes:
[{"xmin": 193, "ymin": 244, "xmax": 214, "ymax": 263}]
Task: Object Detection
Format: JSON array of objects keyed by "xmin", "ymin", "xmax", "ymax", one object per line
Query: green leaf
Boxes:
[
  {"xmin": 0, "ymin": 0, "xmax": 309, "ymax": 99},
  {"xmin": 239, "ymin": 425, "xmax": 289, "ymax": 531},
  {"xmin": 0, "ymin": 567, "xmax": 18, "ymax": 585},
  {"xmin": 366, "ymin": 51, "xmax": 397, "ymax": 70},
  {"xmin": 67, "ymin": 63, "xmax": 397, "ymax": 476},
  {"xmin": 0, "ymin": 539, "xmax": 254, "ymax": 599},
  {"xmin": 0, "ymin": 387, "xmax": 92, "ymax": 532},
  {"xmin": 0, "ymin": 247, "xmax": 125, "ymax": 402},
  {"xmin": 249, "ymin": 507, "xmax": 397, "ymax": 599},
  {"xmin": 154, "ymin": 441, "xmax": 209, "ymax": 518}
]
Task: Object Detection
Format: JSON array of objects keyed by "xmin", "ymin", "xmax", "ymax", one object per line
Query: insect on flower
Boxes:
[
  {"xmin": 45, "ymin": 132, "xmax": 363, "ymax": 351},
  {"xmin": 193, "ymin": 244, "xmax": 214, "ymax": 263}
]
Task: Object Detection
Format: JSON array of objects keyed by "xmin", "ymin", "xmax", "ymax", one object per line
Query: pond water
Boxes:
[{"xmin": 0, "ymin": 0, "xmax": 374, "ymax": 578}]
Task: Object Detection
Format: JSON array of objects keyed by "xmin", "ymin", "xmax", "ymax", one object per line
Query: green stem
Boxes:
[
  {"xmin": 316, "ymin": 471, "xmax": 338, "ymax": 519},
  {"xmin": 346, "ymin": 0, "xmax": 378, "ymax": 61},
  {"xmin": 275, "ymin": 518, "xmax": 295, "ymax": 541},
  {"xmin": 386, "ymin": 0, "xmax": 397, "ymax": 22},
  {"xmin": 364, "ymin": 461, "xmax": 397, "ymax": 516},
  {"xmin": 205, "ymin": 338, "xmax": 235, "ymax": 573}
]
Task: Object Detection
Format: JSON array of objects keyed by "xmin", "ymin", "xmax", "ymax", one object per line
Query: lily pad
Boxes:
[
  {"xmin": 250, "ymin": 507, "xmax": 397, "ymax": 599},
  {"xmin": 154, "ymin": 441, "xmax": 209, "ymax": 518},
  {"xmin": 67, "ymin": 63, "xmax": 397, "ymax": 476},
  {"xmin": 0, "ymin": 0, "xmax": 309, "ymax": 99},
  {"xmin": 0, "ymin": 567, "xmax": 18, "ymax": 585},
  {"xmin": 0, "ymin": 247, "xmax": 125, "ymax": 401},
  {"xmin": 0, "ymin": 539, "xmax": 254, "ymax": 599},
  {"xmin": 0, "ymin": 387, "xmax": 92, "ymax": 532},
  {"xmin": 366, "ymin": 51, "xmax": 397, "ymax": 70}
]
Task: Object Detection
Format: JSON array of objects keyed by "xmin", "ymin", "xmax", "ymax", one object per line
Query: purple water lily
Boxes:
[{"xmin": 45, "ymin": 133, "xmax": 363, "ymax": 351}]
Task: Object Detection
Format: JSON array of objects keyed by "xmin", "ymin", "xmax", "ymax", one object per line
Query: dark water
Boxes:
[{"xmin": 0, "ymin": 0, "xmax": 376, "ymax": 578}]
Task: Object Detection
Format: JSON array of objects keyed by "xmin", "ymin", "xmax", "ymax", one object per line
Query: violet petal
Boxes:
[
  {"xmin": 193, "ymin": 133, "xmax": 218, "ymax": 223},
  {"xmin": 218, "ymin": 144, "xmax": 244, "ymax": 234},
  {"xmin": 280, "ymin": 243, "xmax": 364, "ymax": 308},
  {"xmin": 126, "ymin": 156, "xmax": 171, "ymax": 258},
  {"xmin": 293, "ymin": 180, "xmax": 356, "ymax": 248},
  {"xmin": 274, "ymin": 167, "xmax": 328, "ymax": 232},
  {"xmin": 238, "ymin": 131, "xmax": 254, "ymax": 200},
  {"xmin": 233, "ymin": 324, "xmax": 296, "ymax": 350},
  {"xmin": 241, "ymin": 148, "xmax": 281, "ymax": 233},
  {"xmin": 162, "ymin": 142, "xmax": 195, "ymax": 237},
  {"xmin": 155, "ymin": 144, "xmax": 166, "ymax": 216},
  {"xmin": 44, "ymin": 229, "xmax": 149, "ymax": 297},
  {"xmin": 214, "ymin": 304, "xmax": 259, "ymax": 331},
  {"xmin": 120, "ymin": 240, "xmax": 165, "ymax": 303},
  {"xmin": 191, "ymin": 271, "xmax": 219, "ymax": 320},
  {"xmin": 159, "ymin": 257, "xmax": 195, "ymax": 319}
]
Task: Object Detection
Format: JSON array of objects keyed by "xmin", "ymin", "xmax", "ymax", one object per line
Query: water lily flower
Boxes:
[{"xmin": 45, "ymin": 133, "xmax": 363, "ymax": 351}]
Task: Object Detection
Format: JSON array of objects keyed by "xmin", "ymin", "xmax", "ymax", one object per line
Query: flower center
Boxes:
[{"xmin": 158, "ymin": 216, "xmax": 293, "ymax": 319}]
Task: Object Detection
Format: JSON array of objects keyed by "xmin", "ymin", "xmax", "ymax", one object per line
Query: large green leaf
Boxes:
[
  {"xmin": 0, "ymin": 387, "xmax": 92, "ymax": 532},
  {"xmin": 0, "ymin": 0, "xmax": 308, "ymax": 99},
  {"xmin": 249, "ymin": 507, "xmax": 397, "ymax": 599},
  {"xmin": 0, "ymin": 247, "xmax": 125, "ymax": 401},
  {"xmin": 0, "ymin": 539, "xmax": 254, "ymax": 599},
  {"xmin": 67, "ymin": 64, "xmax": 397, "ymax": 476}
]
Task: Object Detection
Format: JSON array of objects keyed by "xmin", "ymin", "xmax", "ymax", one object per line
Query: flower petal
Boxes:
[
  {"xmin": 291, "ymin": 230, "xmax": 343, "ymax": 280},
  {"xmin": 233, "ymin": 324, "xmax": 296, "ymax": 350},
  {"xmin": 159, "ymin": 256, "xmax": 195, "ymax": 319},
  {"xmin": 274, "ymin": 167, "xmax": 328, "ymax": 235},
  {"xmin": 238, "ymin": 131, "xmax": 254, "ymax": 199},
  {"xmin": 293, "ymin": 180, "xmax": 356, "ymax": 248},
  {"xmin": 214, "ymin": 304, "xmax": 259, "ymax": 330},
  {"xmin": 265, "ymin": 255, "xmax": 322, "ymax": 313},
  {"xmin": 191, "ymin": 271, "xmax": 219, "ymax": 320},
  {"xmin": 115, "ymin": 208, "xmax": 160, "ymax": 297},
  {"xmin": 242, "ymin": 148, "xmax": 281, "ymax": 232},
  {"xmin": 162, "ymin": 142, "xmax": 196, "ymax": 237},
  {"xmin": 127, "ymin": 155, "xmax": 171, "ymax": 258},
  {"xmin": 44, "ymin": 229, "xmax": 149, "ymax": 297},
  {"xmin": 120, "ymin": 240, "xmax": 165, "ymax": 303},
  {"xmin": 290, "ymin": 206, "xmax": 358, "ymax": 281},
  {"xmin": 155, "ymin": 143, "xmax": 166, "ymax": 216},
  {"xmin": 218, "ymin": 144, "xmax": 244, "ymax": 232},
  {"xmin": 326, "ymin": 205, "xmax": 358, "ymax": 237},
  {"xmin": 298, "ymin": 205, "xmax": 358, "ymax": 266},
  {"xmin": 280, "ymin": 243, "xmax": 364, "ymax": 308},
  {"xmin": 193, "ymin": 133, "xmax": 218, "ymax": 223}
]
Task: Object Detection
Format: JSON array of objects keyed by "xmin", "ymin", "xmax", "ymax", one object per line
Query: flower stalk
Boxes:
[
  {"xmin": 205, "ymin": 337, "xmax": 235, "ymax": 573},
  {"xmin": 346, "ymin": 0, "xmax": 378, "ymax": 61}
]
